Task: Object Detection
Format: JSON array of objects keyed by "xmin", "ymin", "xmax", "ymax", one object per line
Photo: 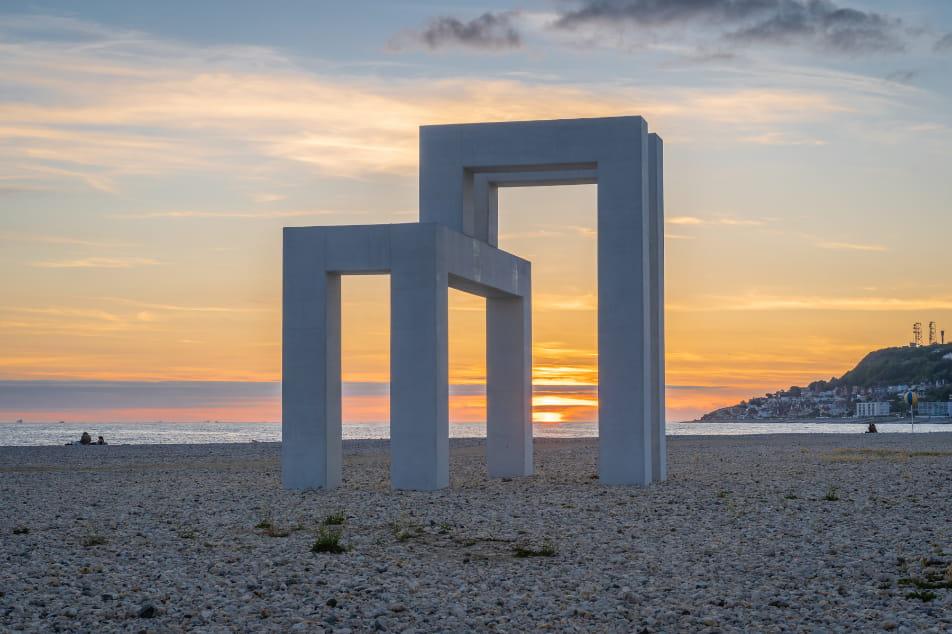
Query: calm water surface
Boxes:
[{"xmin": 1, "ymin": 420, "xmax": 949, "ymax": 446}]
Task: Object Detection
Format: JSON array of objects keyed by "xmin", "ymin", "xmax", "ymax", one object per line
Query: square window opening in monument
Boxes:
[
  {"xmin": 340, "ymin": 275, "xmax": 493, "ymax": 440},
  {"xmin": 497, "ymin": 184, "xmax": 598, "ymax": 425},
  {"xmin": 340, "ymin": 274, "xmax": 390, "ymax": 437}
]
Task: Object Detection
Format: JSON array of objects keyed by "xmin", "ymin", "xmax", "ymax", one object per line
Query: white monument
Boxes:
[{"xmin": 283, "ymin": 116, "xmax": 664, "ymax": 490}]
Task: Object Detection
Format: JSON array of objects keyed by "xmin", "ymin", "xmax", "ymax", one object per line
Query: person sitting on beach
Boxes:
[
  {"xmin": 97, "ymin": 436, "xmax": 106, "ymax": 445},
  {"xmin": 866, "ymin": 422, "xmax": 878, "ymax": 433},
  {"xmin": 79, "ymin": 431, "xmax": 92, "ymax": 445}
]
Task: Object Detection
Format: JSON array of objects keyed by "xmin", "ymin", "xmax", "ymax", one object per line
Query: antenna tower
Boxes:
[
  {"xmin": 913, "ymin": 322, "xmax": 922, "ymax": 347},
  {"xmin": 929, "ymin": 321, "xmax": 937, "ymax": 345}
]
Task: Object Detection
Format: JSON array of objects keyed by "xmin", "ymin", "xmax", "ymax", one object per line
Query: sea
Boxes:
[{"xmin": 2, "ymin": 419, "xmax": 950, "ymax": 447}]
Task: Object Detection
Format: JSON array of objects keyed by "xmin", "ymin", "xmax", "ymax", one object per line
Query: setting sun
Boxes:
[{"xmin": 533, "ymin": 411, "xmax": 564, "ymax": 423}]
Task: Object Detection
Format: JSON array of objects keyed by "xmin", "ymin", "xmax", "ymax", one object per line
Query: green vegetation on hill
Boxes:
[
  {"xmin": 833, "ymin": 344, "xmax": 952, "ymax": 387},
  {"xmin": 827, "ymin": 343, "xmax": 952, "ymax": 401}
]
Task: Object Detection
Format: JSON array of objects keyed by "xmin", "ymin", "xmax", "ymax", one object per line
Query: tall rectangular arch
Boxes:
[{"xmin": 420, "ymin": 116, "xmax": 664, "ymax": 484}]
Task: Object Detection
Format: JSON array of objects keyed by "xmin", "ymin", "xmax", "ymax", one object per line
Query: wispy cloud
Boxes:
[
  {"xmin": 669, "ymin": 294, "xmax": 952, "ymax": 312},
  {"xmin": 391, "ymin": 11, "xmax": 522, "ymax": 52},
  {"xmin": 1, "ymin": 13, "xmax": 889, "ymax": 194},
  {"xmin": 13, "ymin": 307, "xmax": 123, "ymax": 321},
  {"xmin": 0, "ymin": 306, "xmax": 158, "ymax": 336},
  {"xmin": 884, "ymin": 70, "xmax": 917, "ymax": 84},
  {"xmin": 31, "ymin": 257, "xmax": 159, "ymax": 268},
  {"xmin": 667, "ymin": 216, "xmax": 766, "ymax": 226},
  {"xmin": 499, "ymin": 229, "xmax": 566, "ymax": 240},
  {"xmin": 741, "ymin": 131, "xmax": 827, "ymax": 146},
  {"xmin": 99, "ymin": 297, "xmax": 267, "ymax": 313},
  {"xmin": 0, "ymin": 379, "xmax": 280, "ymax": 413},
  {"xmin": 112, "ymin": 210, "xmax": 361, "ymax": 219},
  {"xmin": 535, "ymin": 292, "xmax": 597, "ymax": 311},
  {"xmin": 817, "ymin": 241, "xmax": 890, "ymax": 252},
  {"xmin": 935, "ymin": 33, "xmax": 952, "ymax": 52},
  {"xmin": 0, "ymin": 231, "xmax": 137, "ymax": 248}
]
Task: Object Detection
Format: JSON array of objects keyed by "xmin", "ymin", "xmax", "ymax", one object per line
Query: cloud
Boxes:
[
  {"xmin": 391, "ymin": 11, "xmax": 522, "ymax": 51},
  {"xmin": 884, "ymin": 70, "xmax": 917, "ymax": 84},
  {"xmin": 741, "ymin": 131, "xmax": 826, "ymax": 146},
  {"xmin": 816, "ymin": 241, "xmax": 889, "ymax": 252},
  {"xmin": 554, "ymin": 0, "xmax": 907, "ymax": 55},
  {"xmin": 112, "ymin": 209, "xmax": 359, "ymax": 219},
  {"xmin": 99, "ymin": 297, "xmax": 267, "ymax": 313},
  {"xmin": 499, "ymin": 229, "xmax": 567, "ymax": 240},
  {"xmin": 0, "ymin": 12, "xmax": 905, "ymax": 195},
  {"xmin": 0, "ymin": 231, "xmax": 136, "ymax": 247},
  {"xmin": 535, "ymin": 292, "xmax": 597, "ymax": 311},
  {"xmin": 669, "ymin": 294, "xmax": 952, "ymax": 312},
  {"xmin": 13, "ymin": 307, "xmax": 123, "ymax": 322},
  {"xmin": 31, "ymin": 257, "xmax": 160, "ymax": 268},
  {"xmin": 935, "ymin": 33, "xmax": 952, "ymax": 52},
  {"xmin": 0, "ymin": 379, "xmax": 280, "ymax": 411},
  {"xmin": 667, "ymin": 216, "xmax": 766, "ymax": 226}
]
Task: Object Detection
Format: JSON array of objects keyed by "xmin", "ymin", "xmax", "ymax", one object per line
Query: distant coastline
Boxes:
[{"xmin": 700, "ymin": 343, "xmax": 952, "ymax": 421}]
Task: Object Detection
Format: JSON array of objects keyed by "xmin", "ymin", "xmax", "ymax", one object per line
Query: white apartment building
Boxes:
[{"xmin": 855, "ymin": 402, "xmax": 891, "ymax": 417}]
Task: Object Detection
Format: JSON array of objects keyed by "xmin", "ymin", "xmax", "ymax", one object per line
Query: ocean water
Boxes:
[{"xmin": 1, "ymin": 419, "xmax": 949, "ymax": 447}]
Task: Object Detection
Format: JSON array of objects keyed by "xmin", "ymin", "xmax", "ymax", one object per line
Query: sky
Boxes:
[{"xmin": 2, "ymin": 0, "xmax": 951, "ymax": 424}]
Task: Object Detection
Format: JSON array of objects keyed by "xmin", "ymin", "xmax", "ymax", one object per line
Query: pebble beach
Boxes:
[{"xmin": 2, "ymin": 433, "xmax": 951, "ymax": 633}]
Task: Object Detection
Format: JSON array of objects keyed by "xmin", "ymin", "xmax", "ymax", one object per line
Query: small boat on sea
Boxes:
[{"xmin": 16, "ymin": 419, "xmax": 23, "ymax": 424}]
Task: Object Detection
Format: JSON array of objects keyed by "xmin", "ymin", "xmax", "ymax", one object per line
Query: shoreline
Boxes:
[
  {"xmin": 2, "ymin": 434, "xmax": 951, "ymax": 631},
  {"xmin": 5, "ymin": 418, "xmax": 952, "ymax": 450}
]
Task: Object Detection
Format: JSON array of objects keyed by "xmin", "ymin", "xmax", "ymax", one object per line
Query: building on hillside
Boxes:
[
  {"xmin": 855, "ymin": 401, "xmax": 890, "ymax": 417},
  {"xmin": 918, "ymin": 401, "xmax": 952, "ymax": 417}
]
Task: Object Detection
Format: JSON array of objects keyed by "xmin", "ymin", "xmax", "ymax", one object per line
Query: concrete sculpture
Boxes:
[{"xmin": 283, "ymin": 115, "xmax": 664, "ymax": 490}]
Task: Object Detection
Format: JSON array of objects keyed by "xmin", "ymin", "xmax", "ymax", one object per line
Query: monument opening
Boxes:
[
  {"xmin": 340, "ymin": 276, "xmax": 493, "ymax": 437},
  {"xmin": 497, "ymin": 185, "xmax": 598, "ymax": 425},
  {"xmin": 447, "ymin": 288, "xmax": 487, "ymax": 433},
  {"xmin": 340, "ymin": 274, "xmax": 390, "ymax": 432}
]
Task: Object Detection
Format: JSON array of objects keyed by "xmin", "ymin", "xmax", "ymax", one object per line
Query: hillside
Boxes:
[
  {"xmin": 829, "ymin": 343, "xmax": 952, "ymax": 389},
  {"xmin": 700, "ymin": 343, "xmax": 952, "ymax": 420}
]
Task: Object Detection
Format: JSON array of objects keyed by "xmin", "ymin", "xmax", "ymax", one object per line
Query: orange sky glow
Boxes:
[{"xmin": 2, "ymin": 6, "xmax": 951, "ymax": 425}]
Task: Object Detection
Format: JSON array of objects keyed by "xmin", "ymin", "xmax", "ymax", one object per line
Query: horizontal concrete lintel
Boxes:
[
  {"xmin": 465, "ymin": 162, "xmax": 597, "ymax": 174},
  {"xmin": 448, "ymin": 274, "xmax": 515, "ymax": 299},
  {"xmin": 439, "ymin": 227, "xmax": 529, "ymax": 298},
  {"xmin": 283, "ymin": 222, "xmax": 528, "ymax": 297},
  {"xmin": 477, "ymin": 170, "xmax": 597, "ymax": 188}
]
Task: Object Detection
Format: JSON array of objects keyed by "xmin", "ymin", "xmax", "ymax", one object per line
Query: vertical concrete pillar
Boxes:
[
  {"xmin": 486, "ymin": 293, "xmax": 532, "ymax": 477},
  {"xmin": 282, "ymin": 229, "xmax": 342, "ymax": 489},
  {"xmin": 390, "ymin": 225, "xmax": 450, "ymax": 490},
  {"xmin": 648, "ymin": 134, "xmax": 666, "ymax": 482},
  {"xmin": 596, "ymin": 126, "xmax": 652, "ymax": 485}
]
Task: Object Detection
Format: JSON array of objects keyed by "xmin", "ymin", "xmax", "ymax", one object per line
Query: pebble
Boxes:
[{"xmin": 0, "ymin": 435, "xmax": 950, "ymax": 631}]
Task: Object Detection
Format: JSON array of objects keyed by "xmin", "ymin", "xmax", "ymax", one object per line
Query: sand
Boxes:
[{"xmin": 1, "ymin": 433, "xmax": 951, "ymax": 632}]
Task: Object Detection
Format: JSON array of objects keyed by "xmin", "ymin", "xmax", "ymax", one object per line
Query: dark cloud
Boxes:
[
  {"xmin": 884, "ymin": 69, "xmax": 917, "ymax": 83},
  {"xmin": 554, "ymin": 0, "xmax": 906, "ymax": 54},
  {"xmin": 0, "ymin": 380, "xmax": 395, "ymax": 411},
  {"xmin": 396, "ymin": 11, "xmax": 522, "ymax": 51},
  {"xmin": 0, "ymin": 380, "xmax": 280, "ymax": 412},
  {"xmin": 936, "ymin": 32, "xmax": 952, "ymax": 52}
]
